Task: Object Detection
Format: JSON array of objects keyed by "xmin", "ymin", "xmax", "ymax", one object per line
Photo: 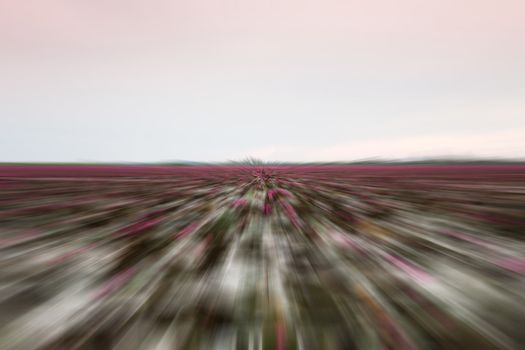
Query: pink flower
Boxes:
[
  {"xmin": 496, "ymin": 257, "xmax": 525, "ymax": 275},
  {"xmin": 175, "ymin": 222, "xmax": 199, "ymax": 240},
  {"xmin": 387, "ymin": 255, "xmax": 433, "ymax": 283},
  {"xmin": 115, "ymin": 217, "xmax": 162, "ymax": 237},
  {"xmin": 263, "ymin": 203, "xmax": 272, "ymax": 215},
  {"xmin": 232, "ymin": 198, "xmax": 248, "ymax": 208},
  {"xmin": 275, "ymin": 321, "xmax": 286, "ymax": 350},
  {"xmin": 93, "ymin": 267, "xmax": 136, "ymax": 299},
  {"xmin": 280, "ymin": 201, "xmax": 300, "ymax": 228},
  {"xmin": 267, "ymin": 188, "xmax": 291, "ymax": 201}
]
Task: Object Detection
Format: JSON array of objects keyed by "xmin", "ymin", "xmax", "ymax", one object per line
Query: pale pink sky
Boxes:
[{"xmin": 1, "ymin": 1, "xmax": 524, "ymax": 162}]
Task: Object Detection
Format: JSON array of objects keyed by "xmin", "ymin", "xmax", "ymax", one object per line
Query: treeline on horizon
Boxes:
[{"xmin": 1, "ymin": 158, "xmax": 524, "ymax": 167}]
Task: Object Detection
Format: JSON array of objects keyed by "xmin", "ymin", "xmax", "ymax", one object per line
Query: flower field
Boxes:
[{"xmin": 0, "ymin": 165, "xmax": 524, "ymax": 349}]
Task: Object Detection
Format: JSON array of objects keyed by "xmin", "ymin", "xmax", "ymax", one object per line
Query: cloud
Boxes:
[{"xmin": 245, "ymin": 129, "xmax": 525, "ymax": 162}]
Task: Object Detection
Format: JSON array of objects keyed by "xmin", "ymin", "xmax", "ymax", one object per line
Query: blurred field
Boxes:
[{"xmin": 0, "ymin": 165, "xmax": 524, "ymax": 350}]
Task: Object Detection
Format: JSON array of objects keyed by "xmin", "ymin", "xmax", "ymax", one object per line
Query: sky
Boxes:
[{"xmin": 1, "ymin": 0, "xmax": 524, "ymax": 162}]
